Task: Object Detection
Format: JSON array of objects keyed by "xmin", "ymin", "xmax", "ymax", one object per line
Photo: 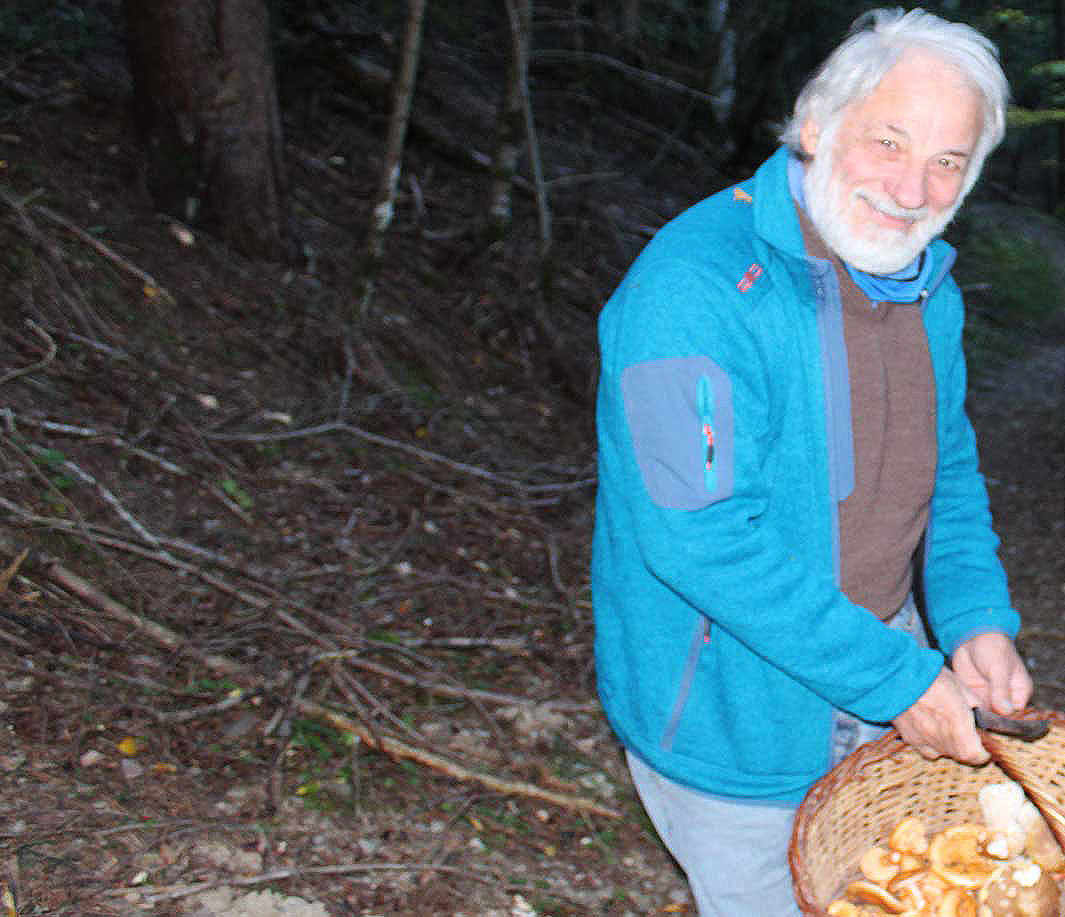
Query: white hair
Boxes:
[{"xmin": 780, "ymin": 8, "xmax": 1009, "ymax": 195}]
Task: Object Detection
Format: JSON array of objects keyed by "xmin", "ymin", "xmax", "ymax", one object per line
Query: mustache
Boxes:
[{"xmin": 852, "ymin": 189, "xmax": 929, "ymax": 224}]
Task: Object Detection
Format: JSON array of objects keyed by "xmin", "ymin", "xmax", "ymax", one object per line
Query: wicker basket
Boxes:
[{"xmin": 789, "ymin": 709, "xmax": 1065, "ymax": 916}]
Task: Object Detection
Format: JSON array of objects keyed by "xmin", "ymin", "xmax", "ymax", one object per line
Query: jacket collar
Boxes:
[{"xmin": 752, "ymin": 147, "xmax": 808, "ymax": 260}]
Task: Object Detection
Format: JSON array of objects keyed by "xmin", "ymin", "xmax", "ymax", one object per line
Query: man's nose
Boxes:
[{"xmin": 889, "ymin": 159, "xmax": 927, "ymax": 211}]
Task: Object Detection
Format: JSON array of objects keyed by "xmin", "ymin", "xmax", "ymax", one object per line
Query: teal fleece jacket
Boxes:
[{"xmin": 592, "ymin": 148, "xmax": 1020, "ymax": 804}]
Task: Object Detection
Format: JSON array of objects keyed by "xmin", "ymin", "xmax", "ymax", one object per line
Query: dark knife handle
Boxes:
[{"xmin": 973, "ymin": 707, "xmax": 1050, "ymax": 742}]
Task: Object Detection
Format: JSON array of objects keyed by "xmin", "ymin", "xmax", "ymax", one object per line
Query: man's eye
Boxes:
[
  {"xmin": 878, "ymin": 138, "xmax": 899, "ymax": 151},
  {"xmin": 937, "ymin": 157, "xmax": 962, "ymax": 171}
]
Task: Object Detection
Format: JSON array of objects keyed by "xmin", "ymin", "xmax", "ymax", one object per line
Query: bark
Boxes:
[
  {"xmin": 1055, "ymin": 0, "xmax": 1065, "ymax": 210},
  {"xmin": 706, "ymin": 0, "xmax": 736, "ymax": 128},
  {"xmin": 366, "ymin": 0, "xmax": 428, "ymax": 261},
  {"xmin": 123, "ymin": 0, "xmax": 288, "ymax": 259},
  {"xmin": 620, "ymin": 0, "xmax": 640, "ymax": 41},
  {"xmin": 503, "ymin": 0, "xmax": 552, "ymax": 257},
  {"xmin": 489, "ymin": 0, "xmax": 525, "ymax": 231}
]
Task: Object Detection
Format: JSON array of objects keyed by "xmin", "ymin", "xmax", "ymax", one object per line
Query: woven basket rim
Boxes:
[{"xmin": 788, "ymin": 708, "xmax": 1065, "ymax": 917}]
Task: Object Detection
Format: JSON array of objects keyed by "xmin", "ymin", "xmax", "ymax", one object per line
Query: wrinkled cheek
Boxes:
[{"xmin": 843, "ymin": 196, "xmax": 881, "ymax": 239}]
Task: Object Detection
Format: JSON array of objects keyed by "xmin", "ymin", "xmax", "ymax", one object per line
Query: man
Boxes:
[{"xmin": 592, "ymin": 9, "xmax": 1033, "ymax": 916}]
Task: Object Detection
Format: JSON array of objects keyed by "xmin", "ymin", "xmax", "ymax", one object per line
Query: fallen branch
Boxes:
[
  {"xmin": 0, "ymin": 499, "xmax": 593, "ymax": 718},
  {"xmin": 0, "ymin": 547, "xmax": 28, "ymax": 594},
  {"xmin": 320, "ymin": 650, "xmax": 599, "ymax": 714},
  {"xmin": 0, "ymin": 320, "xmax": 57, "ymax": 387},
  {"xmin": 0, "ymin": 536, "xmax": 619, "ymax": 818},
  {"xmin": 6, "ymin": 407, "xmax": 594, "ymax": 497},
  {"xmin": 203, "ymin": 419, "xmax": 541, "ymax": 491},
  {"xmin": 0, "ymin": 190, "xmax": 114, "ymax": 343},
  {"xmin": 305, "ymin": 697, "xmax": 619, "ymax": 817},
  {"xmin": 153, "ymin": 687, "xmax": 252, "ymax": 725},
  {"xmin": 32, "ymin": 203, "xmax": 174, "ymax": 302},
  {"xmin": 23, "ymin": 443, "xmax": 168, "ymax": 552},
  {"xmin": 0, "ymin": 624, "xmax": 36, "ymax": 655},
  {"xmin": 4, "ymin": 413, "xmax": 185, "ymax": 476},
  {"xmin": 0, "ymin": 495, "xmax": 258, "ymax": 583},
  {"xmin": 0, "ymin": 509, "xmax": 595, "ymax": 716},
  {"xmin": 112, "ymin": 860, "xmax": 509, "ymax": 905},
  {"xmin": 45, "ymin": 555, "xmax": 245, "ymax": 678}
]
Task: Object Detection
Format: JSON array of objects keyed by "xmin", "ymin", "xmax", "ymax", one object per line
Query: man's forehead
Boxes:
[
  {"xmin": 846, "ymin": 51, "xmax": 983, "ymax": 147},
  {"xmin": 865, "ymin": 50, "xmax": 978, "ymax": 107}
]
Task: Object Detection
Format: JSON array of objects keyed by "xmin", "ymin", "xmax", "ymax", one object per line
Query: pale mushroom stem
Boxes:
[{"xmin": 981, "ymin": 732, "xmax": 1065, "ymax": 867}]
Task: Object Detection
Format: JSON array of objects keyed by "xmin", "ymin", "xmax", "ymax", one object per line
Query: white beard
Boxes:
[{"xmin": 802, "ymin": 141, "xmax": 962, "ymax": 275}]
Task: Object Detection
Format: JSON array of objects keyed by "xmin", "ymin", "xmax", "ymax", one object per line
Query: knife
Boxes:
[{"xmin": 973, "ymin": 708, "xmax": 1049, "ymax": 742}]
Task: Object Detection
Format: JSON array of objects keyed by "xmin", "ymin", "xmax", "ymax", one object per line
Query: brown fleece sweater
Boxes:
[{"xmin": 799, "ymin": 210, "xmax": 937, "ymax": 620}]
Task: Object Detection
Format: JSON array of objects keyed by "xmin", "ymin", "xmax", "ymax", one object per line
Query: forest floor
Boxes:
[{"xmin": 1, "ymin": 15, "xmax": 1064, "ymax": 917}]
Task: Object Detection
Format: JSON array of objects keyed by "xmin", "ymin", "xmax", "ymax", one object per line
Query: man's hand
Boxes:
[
  {"xmin": 892, "ymin": 667, "xmax": 988, "ymax": 765},
  {"xmin": 951, "ymin": 631, "xmax": 1033, "ymax": 715}
]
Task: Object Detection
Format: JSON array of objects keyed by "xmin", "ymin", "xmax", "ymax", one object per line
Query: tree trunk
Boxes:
[
  {"xmin": 1055, "ymin": 0, "xmax": 1065, "ymax": 210},
  {"xmin": 366, "ymin": 0, "xmax": 427, "ymax": 262},
  {"xmin": 620, "ymin": 0, "xmax": 640, "ymax": 41},
  {"xmin": 489, "ymin": 0, "xmax": 525, "ymax": 232},
  {"xmin": 706, "ymin": 0, "xmax": 736, "ymax": 161},
  {"xmin": 706, "ymin": 0, "xmax": 734, "ymax": 115},
  {"xmin": 123, "ymin": 0, "xmax": 288, "ymax": 260},
  {"xmin": 502, "ymin": 0, "xmax": 551, "ymax": 258}
]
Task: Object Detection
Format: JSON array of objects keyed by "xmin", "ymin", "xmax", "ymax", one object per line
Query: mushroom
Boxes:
[
  {"xmin": 888, "ymin": 869, "xmax": 931, "ymax": 912},
  {"xmin": 978, "ymin": 782, "xmax": 1027, "ymax": 860},
  {"xmin": 844, "ymin": 879, "xmax": 907, "ymax": 914},
  {"xmin": 938, "ymin": 886, "xmax": 978, "ymax": 917},
  {"xmin": 827, "ymin": 900, "xmax": 893, "ymax": 916},
  {"xmin": 861, "ymin": 846, "xmax": 901, "ymax": 883},
  {"xmin": 1017, "ymin": 802, "xmax": 1065, "ymax": 874},
  {"xmin": 976, "ymin": 860, "xmax": 1060, "ymax": 917},
  {"xmin": 980, "ymin": 782, "xmax": 1027, "ymax": 839},
  {"xmin": 929, "ymin": 824, "xmax": 1000, "ymax": 889},
  {"xmin": 891, "ymin": 817, "xmax": 930, "ymax": 856},
  {"xmin": 978, "ymin": 782, "xmax": 1065, "ymax": 872}
]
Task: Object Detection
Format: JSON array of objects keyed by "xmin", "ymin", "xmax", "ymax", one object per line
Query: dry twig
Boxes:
[
  {"xmin": 0, "ymin": 548, "xmax": 28, "ymax": 595},
  {"xmin": 201, "ymin": 419, "xmax": 593, "ymax": 494},
  {"xmin": 0, "ymin": 320, "xmax": 56, "ymax": 387},
  {"xmin": 0, "ymin": 535, "xmax": 618, "ymax": 818},
  {"xmin": 32, "ymin": 203, "xmax": 173, "ymax": 302},
  {"xmin": 112, "ymin": 860, "xmax": 510, "ymax": 905}
]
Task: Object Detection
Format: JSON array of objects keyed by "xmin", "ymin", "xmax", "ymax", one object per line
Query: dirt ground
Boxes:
[{"xmin": 1, "ymin": 15, "xmax": 1063, "ymax": 917}]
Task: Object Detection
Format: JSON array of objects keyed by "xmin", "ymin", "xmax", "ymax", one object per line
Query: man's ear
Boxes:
[{"xmin": 799, "ymin": 120, "xmax": 820, "ymax": 157}]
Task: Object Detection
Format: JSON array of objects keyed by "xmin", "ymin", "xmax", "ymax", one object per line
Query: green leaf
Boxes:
[
  {"xmin": 1007, "ymin": 106, "xmax": 1065, "ymax": 129},
  {"xmin": 219, "ymin": 477, "xmax": 253, "ymax": 509},
  {"xmin": 1030, "ymin": 60, "xmax": 1065, "ymax": 80}
]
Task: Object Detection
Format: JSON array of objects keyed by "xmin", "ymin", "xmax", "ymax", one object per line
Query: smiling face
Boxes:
[{"xmin": 800, "ymin": 50, "xmax": 984, "ymax": 274}]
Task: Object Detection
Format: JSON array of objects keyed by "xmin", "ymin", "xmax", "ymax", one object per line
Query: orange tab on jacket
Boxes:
[{"xmin": 737, "ymin": 263, "xmax": 763, "ymax": 293}]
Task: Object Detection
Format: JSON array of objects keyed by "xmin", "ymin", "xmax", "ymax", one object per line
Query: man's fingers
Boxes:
[
  {"xmin": 957, "ymin": 682, "xmax": 980, "ymax": 709},
  {"xmin": 914, "ymin": 743, "xmax": 940, "ymax": 761},
  {"xmin": 893, "ymin": 668, "xmax": 993, "ymax": 765},
  {"xmin": 992, "ymin": 691, "xmax": 1015, "ymax": 716},
  {"xmin": 988, "ymin": 660, "xmax": 1031, "ymax": 714},
  {"xmin": 950, "ymin": 718, "xmax": 989, "ymax": 766},
  {"xmin": 985, "ymin": 658, "xmax": 1016, "ymax": 714},
  {"xmin": 1004, "ymin": 664, "xmax": 1034, "ymax": 713},
  {"xmin": 951, "ymin": 633, "xmax": 1034, "ymax": 716}
]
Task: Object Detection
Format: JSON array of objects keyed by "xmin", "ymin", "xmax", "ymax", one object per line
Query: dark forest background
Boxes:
[{"xmin": 0, "ymin": 3, "xmax": 1063, "ymax": 915}]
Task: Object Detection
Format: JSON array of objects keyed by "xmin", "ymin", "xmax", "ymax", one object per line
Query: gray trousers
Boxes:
[{"xmin": 626, "ymin": 598, "xmax": 927, "ymax": 917}]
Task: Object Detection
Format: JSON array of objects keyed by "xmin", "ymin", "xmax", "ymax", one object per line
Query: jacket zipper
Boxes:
[{"xmin": 660, "ymin": 617, "xmax": 710, "ymax": 750}]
